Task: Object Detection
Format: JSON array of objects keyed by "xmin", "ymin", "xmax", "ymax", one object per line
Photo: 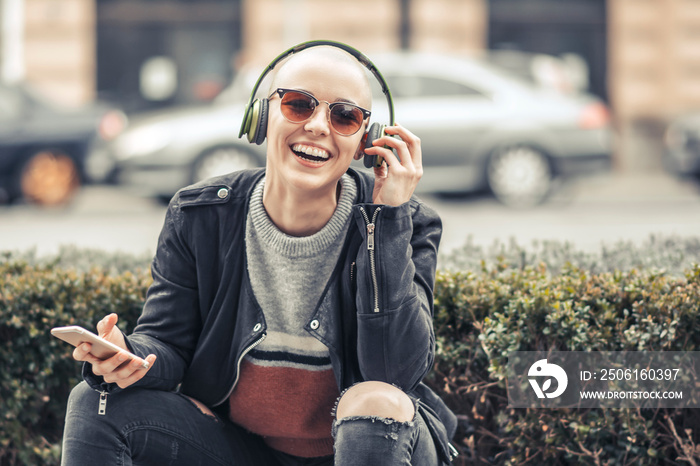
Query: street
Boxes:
[{"xmin": 1, "ymin": 171, "xmax": 699, "ymax": 260}]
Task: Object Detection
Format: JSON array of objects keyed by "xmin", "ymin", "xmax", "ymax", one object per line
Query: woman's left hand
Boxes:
[{"xmin": 364, "ymin": 124, "xmax": 423, "ymax": 206}]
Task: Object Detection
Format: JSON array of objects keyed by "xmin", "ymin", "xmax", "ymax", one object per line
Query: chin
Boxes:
[{"xmin": 288, "ymin": 170, "xmax": 339, "ymax": 193}]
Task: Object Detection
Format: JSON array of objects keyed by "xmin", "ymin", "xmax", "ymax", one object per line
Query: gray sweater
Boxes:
[{"xmin": 244, "ymin": 173, "xmax": 358, "ymax": 368}]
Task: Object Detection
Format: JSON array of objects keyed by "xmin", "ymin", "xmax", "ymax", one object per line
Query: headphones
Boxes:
[{"xmin": 238, "ymin": 40, "xmax": 395, "ymax": 168}]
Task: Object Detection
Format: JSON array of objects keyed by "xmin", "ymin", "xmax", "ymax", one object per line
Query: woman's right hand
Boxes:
[{"xmin": 72, "ymin": 313, "xmax": 156, "ymax": 389}]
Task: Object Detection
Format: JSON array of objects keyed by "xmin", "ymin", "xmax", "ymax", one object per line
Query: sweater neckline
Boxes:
[{"xmin": 247, "ymin": 174, "xmax": 357, "ymax": 258}]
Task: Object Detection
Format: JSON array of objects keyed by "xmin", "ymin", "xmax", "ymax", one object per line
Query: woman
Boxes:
[{"xmin": 62, "ymin": 42, "xmax": 457, "ymax": 465}]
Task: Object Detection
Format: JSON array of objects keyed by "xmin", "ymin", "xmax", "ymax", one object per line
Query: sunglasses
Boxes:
[{"xmin": 269, "ymin": 88, "xmax": 371, "ymax": 136}]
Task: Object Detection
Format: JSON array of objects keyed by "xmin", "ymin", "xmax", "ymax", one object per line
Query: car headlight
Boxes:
[{"xmin": 114, "ymin": 124, "xmax": 172, "ymax": 160}]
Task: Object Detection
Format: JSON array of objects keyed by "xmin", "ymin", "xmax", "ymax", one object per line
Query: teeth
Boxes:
[{"xmin": 292, "ymin": 144, "xmax": 330, "ymax": 160}]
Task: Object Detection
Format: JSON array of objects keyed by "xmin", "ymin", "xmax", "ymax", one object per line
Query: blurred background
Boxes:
[{"xmin": 2, "ymin": 0, "xmax": 700, "ymax": 257}]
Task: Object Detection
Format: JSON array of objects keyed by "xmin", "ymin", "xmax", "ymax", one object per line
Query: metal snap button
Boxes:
[
  {"xmin": 253, "ymin": 323, "xmax": 262, "ymax": 332},
  {"xmin": 310, "ymin": 319, "xmax": 320, "ymax": 330},
  {"xmin": 217, "ymin": 188, "xmax": 229, "ymax": 199}
]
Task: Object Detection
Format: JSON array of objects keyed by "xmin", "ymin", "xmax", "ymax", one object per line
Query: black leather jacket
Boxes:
[{"xmin": 85, "ymin": 167, "xmax": 457, "ymax": 463}]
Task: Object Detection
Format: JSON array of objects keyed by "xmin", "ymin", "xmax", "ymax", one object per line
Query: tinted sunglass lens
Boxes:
[
  {"xmin": 330, "ymin": 105, "xmax": 363, "ymax": 135},
  {"xmin": 280, "ymin": 91, "xmax": 315, "ymax": 121}
]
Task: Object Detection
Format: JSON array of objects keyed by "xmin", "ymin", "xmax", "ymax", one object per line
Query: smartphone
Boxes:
[{"xmin": 51, "ymin": 325, "xmax": 149, "ymax": 369}]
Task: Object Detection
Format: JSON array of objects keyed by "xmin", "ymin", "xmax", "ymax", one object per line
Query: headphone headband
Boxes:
[{"xmin": 238, "ymin": 40, "xmax": 395, "ymax": 140}]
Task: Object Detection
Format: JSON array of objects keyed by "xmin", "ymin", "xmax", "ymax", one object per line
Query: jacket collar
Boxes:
[{"xmin": 345, "ymin": 167, "xmax": 375, "ymax": 204}]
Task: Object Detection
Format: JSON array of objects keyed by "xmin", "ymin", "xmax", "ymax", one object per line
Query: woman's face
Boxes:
[{"xmin": 264, "ymin": 50, "xmax": 372, "ymax": 195}]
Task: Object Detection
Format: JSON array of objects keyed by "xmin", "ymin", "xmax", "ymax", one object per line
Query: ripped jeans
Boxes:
[
  {"xmin": 61, "ymin": 382, "xmax": 441, "ymax": 466},
  {"xmin": 332, "ymin": 409, "xmax": 438, "ymax": 465}
]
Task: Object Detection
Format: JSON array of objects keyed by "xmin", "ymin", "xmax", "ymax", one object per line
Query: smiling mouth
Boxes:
[{"xmin": 291, "ymin": 143, "xmax": 330, "ymax": 163}]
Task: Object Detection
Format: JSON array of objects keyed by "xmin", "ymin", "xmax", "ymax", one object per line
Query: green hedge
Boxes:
[
  {"xmin": 438, "ymin": 234, "xmax": 700, "ymax": 278},
  {"xmin": 0, "ymin": 261, "xmax": 149, "ymax": 465},
  {"xmin": 429, "ymin": 263, "xmax": 700, "ymax": 465},
  {"xmin": 2, "ymin": 245, "xmax": 700, "ymax": 465},
  {"xmin": 8, "ymin": 233, "xmax": 700, "ymax": 277}
]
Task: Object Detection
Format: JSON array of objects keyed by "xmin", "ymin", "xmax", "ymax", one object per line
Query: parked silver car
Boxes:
[
  {"xmin": 86, "ymin": 51, "xmax": 612, "ymax": 206},
  {"xmin": 85, "ymin": 93, "xmax": 263, "ymax": 202}
]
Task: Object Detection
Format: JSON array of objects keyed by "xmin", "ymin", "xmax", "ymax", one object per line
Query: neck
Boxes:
[{"xmin": 262, "ymin": 177, "xmax": 340, "ymax": 237}]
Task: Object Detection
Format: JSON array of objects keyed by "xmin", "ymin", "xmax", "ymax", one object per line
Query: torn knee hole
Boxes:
[
  {"xmin": 334, "ymin": 415, "xmax": 414, "ymax": 427},
  {"xmin": 334, "ymin": 382, "xmax": 416, "ymax": 422}
]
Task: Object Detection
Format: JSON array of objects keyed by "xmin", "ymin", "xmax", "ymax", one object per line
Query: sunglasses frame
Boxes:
[{"xmin": 269, "ymin": 88, "xmax": 371, "ymax": 136}]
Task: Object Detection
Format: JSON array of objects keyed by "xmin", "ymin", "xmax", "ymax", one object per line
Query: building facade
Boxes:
[
  {"xmin": 609, "ymin": 0, "xmax": 700, "ymax": 120},
  {"xmin": 2, "ymin": 0, "xmax": 95, "ymax": 106}
]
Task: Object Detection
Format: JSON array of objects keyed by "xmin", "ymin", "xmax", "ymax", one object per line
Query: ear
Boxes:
[{"xmin": 354, "ymin": 131, "xmax": 369, "ymax": 160}]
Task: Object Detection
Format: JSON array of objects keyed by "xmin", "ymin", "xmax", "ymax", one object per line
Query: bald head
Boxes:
[{"xmin": 268, "ymin": 46, "xmax": 373, "ymax": 108}]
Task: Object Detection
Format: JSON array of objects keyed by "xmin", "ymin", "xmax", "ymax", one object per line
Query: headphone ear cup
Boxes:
[
  {"xmin": 244, "ymin": 99, "xmax": 269, "ymax": 145},
  {"xmin": 363, "ymin": 122, "xmax": 386, "ymax": 168},
  {"xmin": 243, "ymin": 99, "xmax": 259, "ymax": 144},
  {"xmin": 253, "ymin": 98, "xmax": 269, "ymax": 145}
]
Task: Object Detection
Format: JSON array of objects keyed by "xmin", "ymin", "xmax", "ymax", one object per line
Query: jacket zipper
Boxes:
[
  {"xmin": 98, "ymin": 390, "xmax": 107, "ymax": 415},
  {"xmin": 359, "ymin": 206, "xmax": 381, "ymax": 313},
  {"xmin": 216, "ymin": 333, "xmax": 266, "ymax": 406}
]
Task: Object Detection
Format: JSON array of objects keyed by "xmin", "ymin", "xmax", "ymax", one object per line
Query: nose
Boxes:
[{"xmin": 303, "ymin": 102, "xmax": 331, "ymax": 136}]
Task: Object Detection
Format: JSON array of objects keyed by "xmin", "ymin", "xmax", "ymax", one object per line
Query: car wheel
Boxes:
[
  {"xmin": 192, "ymin": 146, "xmax": 259, "ymax": 183},
  {"xmin": 19, "ymin": 149, "xmax": 80, "ymax": 205},
  {"xmin": 487, "ymin": 145, "xmax": 552, "ymax": 207}
]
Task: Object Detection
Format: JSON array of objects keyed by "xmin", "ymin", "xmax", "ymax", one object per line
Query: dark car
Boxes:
[{"xmin": 0, "ymin": 82, "xmax": 126, "ymax": 205}]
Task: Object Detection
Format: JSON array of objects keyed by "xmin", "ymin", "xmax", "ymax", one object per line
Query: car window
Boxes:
[
  {"xmin": 385, "ymin": 75, "xmax": 489, "ymax": 99},
  {"xmin": 0, "ymin": 86, "xmax": 24, "ymax": 119}
]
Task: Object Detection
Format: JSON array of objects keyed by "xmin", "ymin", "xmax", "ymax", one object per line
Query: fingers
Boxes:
[
  {"xmin": 366, "ymin": 124, "xmax": 422, "ymax": 173},
  {"xmin": 73, "ymin": 313, "xmax": 154, "ymax": 389},
  {"xmin": 97, "ymin": 313, "xmax": 118, "ymax": 338},
  {"xmin": 91, "ymin": 350, "xmax": 151, "ymax": 376},
  {"xmin": 73, "ymin": 342, "xmax": 99, "ymax": 363},
  {"xmin": 109, "ymin": 354, "xmax": 156, "ymax": 389},
  {"xmin": 386, "ymin": 123, "xmax": 422, "ymax": 168},
  {"xmin": 95, "ymin": 313, "xmax": 129, "ymax": 350},
  {"xmin": 92, "ymin": 351, "xmax": 157, "ymax": 389},
  {"xmin": 366, "ymin": 124, "xmax": 423, "ymax": 206}
]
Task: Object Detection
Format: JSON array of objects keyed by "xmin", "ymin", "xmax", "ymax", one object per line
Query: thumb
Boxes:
[{"xmin": 97, "ymin": 313, "xmax": 118, "ymax": 338}]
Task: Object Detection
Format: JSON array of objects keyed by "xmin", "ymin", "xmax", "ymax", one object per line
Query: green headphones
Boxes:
[{"xmin": 238, "ymin": 40, "xmax": 395, "ymax": 168}]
